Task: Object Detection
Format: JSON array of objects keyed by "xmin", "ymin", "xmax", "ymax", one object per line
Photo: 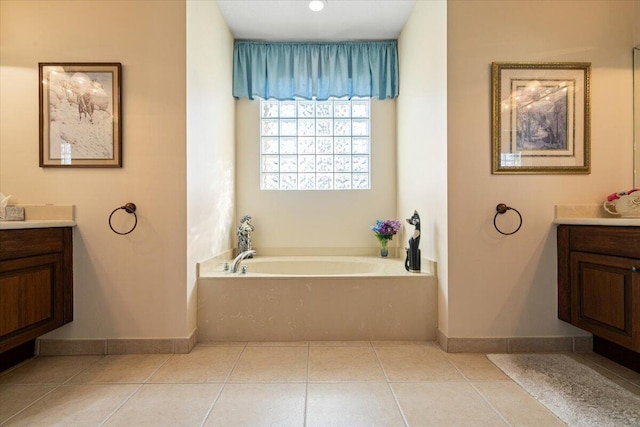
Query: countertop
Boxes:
[
  {"xmin": 554, "ymin": 217, "xmax": 640, "ymax": 226},
  {"xmin": 0, "ymin": 220, "xmax": 76, "ymax": 230},
  {"xmin": 554, "ymin": 204, "xmax": 640, "ymax": 226},
  {"xmin": 0, "ymin": 205, "xmax": 75, "ymax": 229}
]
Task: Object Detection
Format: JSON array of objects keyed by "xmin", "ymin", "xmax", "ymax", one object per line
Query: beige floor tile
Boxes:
[
  {"xmin": 204, "ymin": 383, "xmax": 305, "ymax": 427},
  {"xmin": 306, "ymin": 382, "xmax": 405, "ymax": 427},
  {"xmin": 69, "ymin": 354, "xmax": 170, "ymax": 384},
  {"xmin": 445, "ymin": 353, "xmax": 510, "ymax": 381},
  {"xmin": 375, "ymin": 344, "xmax": 464, "ymax": 381},
  {"xmin": 309, "ymin": 341, "xmax": 372, "ymax": 347},
  {"xmin": 473, "ymin": 381, "xmax": 565, "ymax": 426},
  {"xmin": 149, "ymin": 346, "xmax": 243, "ymax": 383},
  {"xmin": 392, "ymin": 382, "xmax": 507, "ymax": 426},
  {"xmin": 4, "ymin": 384, "xmax": 138, "ymax": 426},
  {"xmin": 228, "ymin": 346, "xmax": 307, "ymax": 382},
  {"xmin": 103, "ymin": 383, "xmax": 222, "ymax": 426},
  {"xmin": 309, "ymin": 346, "xmax": 386, "ymax": 382},
  {"xmin": 0, "ymin": 356, "xmax": 103, "ymax": 384},
  {"xmin": 0, "ymin": 384, "xmax": 58, "ymax": 423}
]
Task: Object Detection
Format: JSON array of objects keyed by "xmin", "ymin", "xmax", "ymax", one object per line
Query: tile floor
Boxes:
[{"xmin": 1, "ymin": 341, "xmax": 639, "ymax": 426}]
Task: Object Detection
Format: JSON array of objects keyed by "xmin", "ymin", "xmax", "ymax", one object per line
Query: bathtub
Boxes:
[
  {"xmin": 197, "ymin": 254, "xmax": 437, "ymax": 342},
  {"xmin": 229, "ymin": 256, "xmax": 398, "ymax": 276}
]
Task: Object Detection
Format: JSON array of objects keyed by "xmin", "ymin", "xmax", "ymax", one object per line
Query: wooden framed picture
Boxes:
[
  {"xmin": 492, "ymin": 62, "xmax": 591, "ymax": 174},
  {"xmin": 39, "ymin": 62, "xmax": 122, "ymax": 167}
]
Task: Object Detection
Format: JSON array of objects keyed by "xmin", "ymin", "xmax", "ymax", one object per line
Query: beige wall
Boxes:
[
  {"xmin": 1, "ymin": 1, "xmax": 189, "ymax": 338},
  {"xmin": 186, "ymin": 2, "xmax": 235, "ymax": 333},
  {"xmin": 447, "ymin": 0, "xmax": 635, "ymax": 337},
  {"xmin": 3, "ymin": 0, "xmax": 636, "ymax": 344},
  {"xmin": 636, "ymin": 0, "xmax": 640, "ymax": 45},
  {"xmin": 235, "ymin": 99, "xmax": 398, "ymax": 250},
  {"xmin": 397, "ymin": 1, "xmax": 449, "ymax": 332}
]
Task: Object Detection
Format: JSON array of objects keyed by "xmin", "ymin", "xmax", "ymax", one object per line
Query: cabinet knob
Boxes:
[{"xmin": 632, "ymin": 266, "xmax": 638, "ymax": 272}]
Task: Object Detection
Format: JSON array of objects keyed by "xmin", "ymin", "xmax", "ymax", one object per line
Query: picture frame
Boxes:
[
  {"xmin": 39, "ymin": 62, "xmax": 122, "ymax": 167},
  {"xmin": 491, "ymin": 62, "xmax": 591, "ymax": 174}
]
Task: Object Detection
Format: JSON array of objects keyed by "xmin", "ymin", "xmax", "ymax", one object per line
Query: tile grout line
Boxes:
[
  {"xmin": 1, "ymin": 354, "xmax": 105, "ymax": 426},
  {"xmin": 370, "ymin": 341, "xmax": 410, "ymax": 427},
  {"xmin": 303, "ymin": 341, "xmax": 311, "ymax": 427},
  {"xmin": 445, "ymin": 354, "xmax": 513, "ymax": 427},
  {"xmin": 97, "ymin": 353, "xmax": 173, "ymax": 426},
  {"xmin": 0, "ymin": 383, "xmax": 63, "ymax": 426},
  {"xmin": 62, "ymin": 355, "xmax": 107, "ymax": 385},
  {"xmin": 198, "ymin": 383, "xmax": 225, "ymax": 427},
  {"xmin": 144, "ymin": 353, "xmax": 174, "ymax": 383},
  {"xmin": 199, "ymin": 342, "xmax": 248, "ymax": 426},
  {"xmin": 97, "ymin": 383, "xmax": 145, "ymax": 427},
  {"xmin": 222, "ymin": 342, "xmax": 249, "ymax": 384}
]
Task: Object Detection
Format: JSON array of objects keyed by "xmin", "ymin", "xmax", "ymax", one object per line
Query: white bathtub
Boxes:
[
  {"xmin": 226, "ymin": 256, "xmax": 405, "ymax": 276},
  {"xmin": 197, "ymin": 254, "xmax": 437, "ymax": 341}
]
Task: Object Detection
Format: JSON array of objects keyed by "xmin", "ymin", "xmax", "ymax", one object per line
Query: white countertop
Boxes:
[
  {"xmin": 0, "ymin": 220, "xmax": 76, "ymax": 230},
  {"xmin": 554, "ymin": 217, "xmax": 640, "ymax": 226},
  {"xmin": 0, "ymin": 205, "xmax": 75, "ymax": 229},
  {"xmin": 554, "ymin": 204, "xmax": 640, "ymax": 226}
]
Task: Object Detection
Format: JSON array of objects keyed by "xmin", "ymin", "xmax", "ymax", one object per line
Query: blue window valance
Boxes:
[{"xmin": 233, "ymin": 40, "xmax": 399, "ymax": 101}]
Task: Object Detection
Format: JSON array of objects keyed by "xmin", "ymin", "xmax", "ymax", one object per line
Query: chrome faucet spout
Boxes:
[{"xmin": 231, "ymin": 250, "xmax": 256, "ymax": 273}]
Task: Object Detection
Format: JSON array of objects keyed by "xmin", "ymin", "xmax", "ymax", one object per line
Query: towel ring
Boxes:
[
  {"xmin": 109, "ymin": 203, "xmax": 137, "ymax": 235},
  {"xmin": 493, "ymin": 203, "xmax": 522, "ymax": 235}
]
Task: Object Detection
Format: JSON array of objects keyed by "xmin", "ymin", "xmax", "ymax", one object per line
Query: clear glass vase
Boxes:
[{"xmin": 379, "ymin": 239, "xmax": 389, "ymax": 257}]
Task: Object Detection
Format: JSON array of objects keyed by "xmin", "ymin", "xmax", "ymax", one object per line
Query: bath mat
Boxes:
[{"xmin": 487, "ymin": 354, "xmax": 640, "ymax": 427}]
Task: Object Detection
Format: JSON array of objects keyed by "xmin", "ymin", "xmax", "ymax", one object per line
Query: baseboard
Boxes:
[
  {"xmin": 37, "ymin": 329, "xmax": 198, "ymax": 356},
  {"xmin": 437, "ymin": 329, "xmax": 592, "ymax": 353},
  {"xmin": 593, "ymin": 336, "xmax": 640, "ymax": 373}
]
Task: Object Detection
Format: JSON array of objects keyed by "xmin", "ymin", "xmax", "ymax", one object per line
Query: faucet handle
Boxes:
[
  {"xmin": 241, "ymin": 265, "xmax": 248, "ymax": 274},
  {"xmin": 223, "ymin": 262, "xmax": 229, "ymax": 272}
]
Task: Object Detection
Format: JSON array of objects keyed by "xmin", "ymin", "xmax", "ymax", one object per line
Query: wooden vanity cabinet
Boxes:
[
  {"xmin": 557, "ymin": 225, "xmax": 640, "ymax": 353},
  {"xmin": 0, "ymin": 227, "xmax": 73, "ymax": 354}
]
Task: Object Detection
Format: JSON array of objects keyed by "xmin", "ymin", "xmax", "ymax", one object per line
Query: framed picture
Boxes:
[
  {"xmin": 492, "ymin": 62, "xmax": 591, "ymax": 174},
  {"xmin": 39, "ymin": 62, "xmax": 122, "ymax": 167}
]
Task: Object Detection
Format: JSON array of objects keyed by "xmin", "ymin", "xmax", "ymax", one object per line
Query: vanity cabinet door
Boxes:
[
  {"xmin": 0, "ymin": 253, "xmax": 65, "ymax": 353},
  {"xmin": 570, "ymin": 251, "xmax": 640, "ymax": 351},
  {"xmin": 0, "ymin": 227, "xmax": 73, "ymax": 356}
]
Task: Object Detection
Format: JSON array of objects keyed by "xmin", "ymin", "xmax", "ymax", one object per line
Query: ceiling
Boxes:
[{"xmin": 217, "ymin": 0, "xmax": 416, "ymax": 41}]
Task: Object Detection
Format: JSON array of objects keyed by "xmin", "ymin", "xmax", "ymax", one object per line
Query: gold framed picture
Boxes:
[
  {"xmin": 39, "ymin": 62, "xmax": 122, "ymax": 167},
  {"xmin": 492, "ymin": 62, "xmax": 591, "ymax": 174}
]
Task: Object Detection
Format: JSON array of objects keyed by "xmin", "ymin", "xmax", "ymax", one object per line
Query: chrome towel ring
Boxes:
[
  {"xmin": 109, "ymin": 202, "xmax": 137, "ymax": 235},
  {"xmin": 493, "ymin": 203, "xmax": 522, "ymax": 235}
]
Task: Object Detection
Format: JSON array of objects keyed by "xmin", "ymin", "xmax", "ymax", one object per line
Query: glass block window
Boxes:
[{"xmin": 260, "ymin": 98, "xmax": 371, "ymax": 190}]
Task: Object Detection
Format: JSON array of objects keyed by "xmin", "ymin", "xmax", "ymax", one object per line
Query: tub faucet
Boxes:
[{"xmin": 231, "ymin": 250, "xmax": 256, "ymax": 273}]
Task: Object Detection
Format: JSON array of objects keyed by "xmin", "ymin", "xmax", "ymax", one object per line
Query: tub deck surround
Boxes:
[
  {"xmin": 198, "ymin": 247, "xmax": 436, "ymax": 277},
  {"xmin": 554, "ymin": 204, "xmax": 640, "ymax": 226},
  {"xmin": 0, "ymin": 205, "xmax": 76, "ymax": 229},
  {"xmin": 197, "ymin": 251, "xmax": 437, "ymax": 342},
  {"xmin": 200, "ymin": 255, "xmax": 434, "ymax": 278}
]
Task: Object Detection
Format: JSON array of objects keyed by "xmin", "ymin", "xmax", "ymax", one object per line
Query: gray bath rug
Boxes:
[{"xmin": 487, "ymin": 354, "xmax": 640, "ymax": 427}]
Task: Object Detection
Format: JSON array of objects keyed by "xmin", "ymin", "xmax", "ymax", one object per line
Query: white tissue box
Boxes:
[{"xmin": 1, "ymin": 206, "xmax": 25, "ymax": 221}]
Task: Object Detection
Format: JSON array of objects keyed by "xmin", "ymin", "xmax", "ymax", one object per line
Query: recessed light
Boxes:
[{"xmin": 308, "ymin": 0, "xmax": 326, "ymax": 12}]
